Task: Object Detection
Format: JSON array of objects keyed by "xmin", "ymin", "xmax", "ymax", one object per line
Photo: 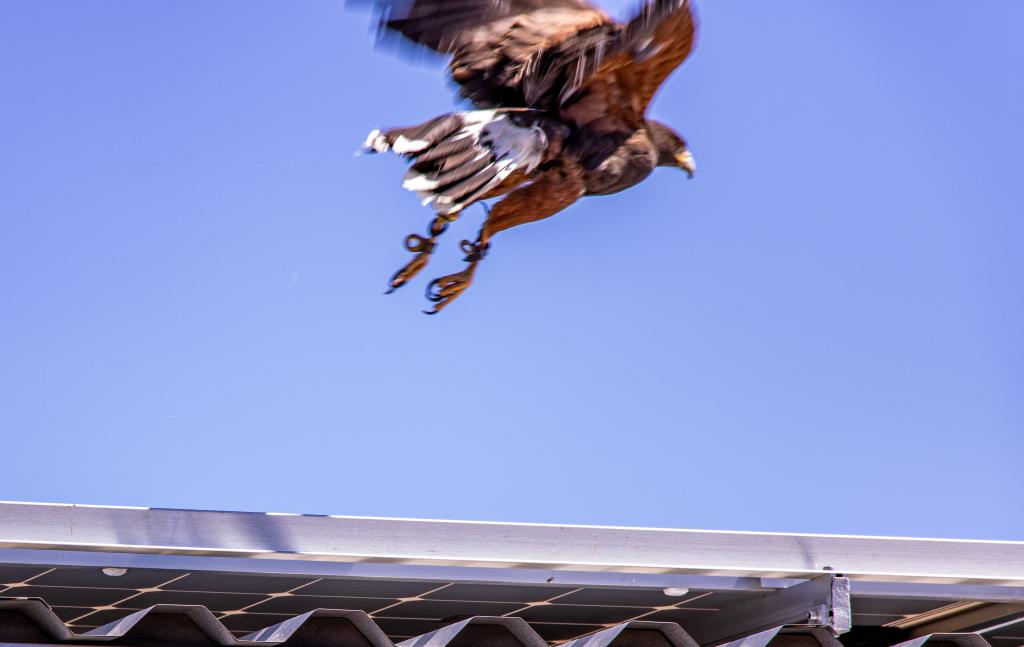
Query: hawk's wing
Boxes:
[
  {"xmin": 364, "ymin": 0, "xmax": 695, "ymax": 113},
  {"xmin": 612, "ymin": 0, "xmax": 697, "ymax": 112},
  {"xmin": 364, "ymin": 0, "xmax": 616, "ymax": 109},
  {"xmin": 557, "ymin": 0, "xmax": 697, "ymax": 167}
]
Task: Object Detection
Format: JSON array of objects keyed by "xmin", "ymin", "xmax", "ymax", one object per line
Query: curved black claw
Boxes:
[
  {"xmin": 423, "ymin": 261, "xmax": 479, "ymax": 315},
  {"xmin": 385, "ymin": 215, "xmax": 460, "ymax": 295}
]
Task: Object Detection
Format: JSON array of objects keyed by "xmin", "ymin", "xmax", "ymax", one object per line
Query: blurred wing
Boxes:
[
  {"xmin": 375, "ymin": 0, "xmax": 601, "ymax": 51},
  {"xmin": 615, "ymin": 0, "xmax": 698, "ymax": 111},
  {"xmin": 364, "ymin": 0, "xmax": 614, "ymax": 108},
  {"xmin": 554, "ymin": 1, "xmax": 696, "ymax": 167}
]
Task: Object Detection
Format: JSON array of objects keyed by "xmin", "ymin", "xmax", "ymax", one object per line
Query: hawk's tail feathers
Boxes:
[
  {"xmin": 362, "ymin": 113, "xmax": 464, "ymax": 155},
  {"xmin": 363, "ymin": 110, "xmax": 548, "ymax": 215}
]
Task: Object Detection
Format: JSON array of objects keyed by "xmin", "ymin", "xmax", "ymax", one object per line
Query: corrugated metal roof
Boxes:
[
  {"xmin": 0, "ymin": 599, "xmax": 845, "ymax": 647},
  {"xmin": 0, "ymin": 598, "xmax": 1011, "ymax": 647}
]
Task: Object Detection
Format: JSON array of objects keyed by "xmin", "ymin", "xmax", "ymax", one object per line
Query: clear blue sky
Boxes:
[{"xmin": 2, "ymin": 1, "xmax": 1021, "ymax": 540}]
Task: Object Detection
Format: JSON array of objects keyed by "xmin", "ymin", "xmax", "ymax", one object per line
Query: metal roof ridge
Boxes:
[{"xmin": 1, "ymin": 501, "xmax": 1021, "ymax": 546}]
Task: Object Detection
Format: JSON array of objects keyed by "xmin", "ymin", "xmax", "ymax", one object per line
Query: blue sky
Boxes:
[{"xmin": 1, "ymin": 1, "xmax": 1021, "ymax": 539}]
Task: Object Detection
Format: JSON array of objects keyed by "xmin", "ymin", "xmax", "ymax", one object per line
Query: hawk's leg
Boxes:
[
  {"xmin": 423, "ymin": 238, "xmax": 487, "ymax": 314},
  {"xmin": 385, "ymin": 214, "xmax": 456, "ymax": 294},
  {"xmin": 423, "ymin": 163, "xmax": 585, "ymax": 314}
]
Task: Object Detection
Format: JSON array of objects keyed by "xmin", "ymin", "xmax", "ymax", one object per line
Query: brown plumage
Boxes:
[{"xmin": 358, "ymin": 0, "xmax": 699, "ymax": 313}]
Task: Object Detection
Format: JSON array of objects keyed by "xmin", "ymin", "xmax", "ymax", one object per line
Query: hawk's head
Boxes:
[{"xmin": 648, "ymin": 120, "xmax": 696, "ymax": 179}]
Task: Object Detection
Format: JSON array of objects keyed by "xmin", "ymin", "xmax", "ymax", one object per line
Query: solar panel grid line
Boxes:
[
  {"xmin": 223, "ymin": 576, "xmax": 332, "ymax": 616},
  {"xmin": 65, "ymin": 571, "xmax": 193, "ymax": 624},
  {"xmin": 363, "ymin": 583, "xmax": 463, "ymax": 619},
  {"xmin": 601, "ymin": 605, "xmax": 691, "ymax": 625},
  {"xmin": 497, "ymin": 588, "xmax": 593, "ymax": 629}
]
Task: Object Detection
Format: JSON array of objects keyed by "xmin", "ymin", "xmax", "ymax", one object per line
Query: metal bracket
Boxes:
[{"xmin": 683, "ymin": 575, "xmax": 852, "ymax": 646}]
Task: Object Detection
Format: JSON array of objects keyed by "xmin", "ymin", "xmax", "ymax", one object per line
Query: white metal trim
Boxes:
[{"xmin": 1, "ymin": 503, "xmax": 1023, "ymax": 585}]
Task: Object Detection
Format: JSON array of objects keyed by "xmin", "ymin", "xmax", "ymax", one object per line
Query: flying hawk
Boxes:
[{"xmin": 359, "ymin": 0, "xmax": 698, "ymax": 313}]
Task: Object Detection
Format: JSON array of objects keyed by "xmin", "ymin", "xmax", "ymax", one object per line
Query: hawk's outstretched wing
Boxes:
[
  {"xmin": 606, "ymin": 0, "xmax": 697, "ymax": 113},
  {"xmin": 364, "ymin": 0, "xmax": 615, "ymax": 109},
  {"xmin": 556, "ymin": 0, "xmax": 697, "ymax": 166},
  {"xmin": 365, "ymin": 0, "xmax": 695, "ymax": 113}
]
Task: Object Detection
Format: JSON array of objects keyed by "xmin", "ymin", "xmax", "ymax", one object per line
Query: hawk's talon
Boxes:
[
  {"xmin": 387, "ymin": 235, "xmax": 436, "ymax": 293},
  {"xmin": 386, "ymin": 215, "xmax": 453, "ymax": 294},
  {"xmin": 423, "ymin": 260, "xmax": 480, "ymax": 314}
]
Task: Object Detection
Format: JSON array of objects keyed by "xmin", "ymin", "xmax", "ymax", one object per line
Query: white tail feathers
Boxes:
[
  {"xmin": 362, "ymin": 129, "xmax": 390, "ymax": 154},
  {"xmin": 364, "ymin": 110, "xmax": 548, "ymax": 215}
]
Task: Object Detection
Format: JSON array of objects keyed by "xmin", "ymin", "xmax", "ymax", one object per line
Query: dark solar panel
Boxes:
[
  {"xmin": 514, "ymin": 605, "xmax": 648, "ymax": 625},
  {"xmin": 424, "ymin": 584, "xmax": 576, "ymax": 603},
  {"xmin": 641, "ymin": 609, "xmax": 715, "ymax": 625},
  {"xmin": 0, "ymin": 572, "xmax": 899, "ymax": 644},
  {"xmin": 4, "ymin": 586, "xmax": 136, "ymax": 607},
  {"xmin": 49, "ymin": 607, "xmax": 91, "ymax": 622},
  {"xmin": 0, "ymin": 566, "xmax": 51, "ymax": 585},
  {"xmin": 301, "ymin": 580, "xmax": 441, "ymax": 599},
  {"xmin": 0, "ymin": 564, "xmax": 751, "ymax": 642},
  {"xmin": 377, "ymin": 599, "xmax": 525, "ymax": 620},
  {"xmin": 163, "ymin": 573, "xmax": 318, "ymax": 593},
  {"xmin": 27, "ymin": 568, "xmax": 177, "ymax": 589},
  {"xmin": 248, "ymin": 596, "xmax": 397, "ymax": 615},
  {"xmin": 122, "ymin": 590, "xmax": 271, "ymax": 611},
  {"xmin": 0, "ymin": 562, "xmax": 1019, "ymax": 647},
  {"xmin": 552, "ymin": 588, "xmax": 703, "ymax": 608}
]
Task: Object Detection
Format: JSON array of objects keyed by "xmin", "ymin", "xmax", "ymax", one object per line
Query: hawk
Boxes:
[{"xmin": 358, "ymin": 0, "xmax": 699, "ymax": 313}]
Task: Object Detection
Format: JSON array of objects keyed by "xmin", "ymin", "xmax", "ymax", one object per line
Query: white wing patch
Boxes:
[
  {"xmin": 391, "ymin": 135, "xmax": 432, "ymax": 154},
  {"xmin": 400, "ymin": 110, "xmax": 547, "ymax": 215}
]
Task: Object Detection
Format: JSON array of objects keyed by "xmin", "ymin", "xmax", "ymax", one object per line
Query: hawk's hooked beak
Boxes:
[{"xmin": 676, "ymin": 150, "xmax": 696, "ymax": 179}]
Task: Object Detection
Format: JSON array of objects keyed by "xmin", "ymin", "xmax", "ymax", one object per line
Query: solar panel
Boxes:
[
  {"xmin": 1, "ymin": 565, "xmax": 774, "ymax": 640},
  {"xmin": 2, "ymin": 563, "xmax": 1013, "ymax": 645}
]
